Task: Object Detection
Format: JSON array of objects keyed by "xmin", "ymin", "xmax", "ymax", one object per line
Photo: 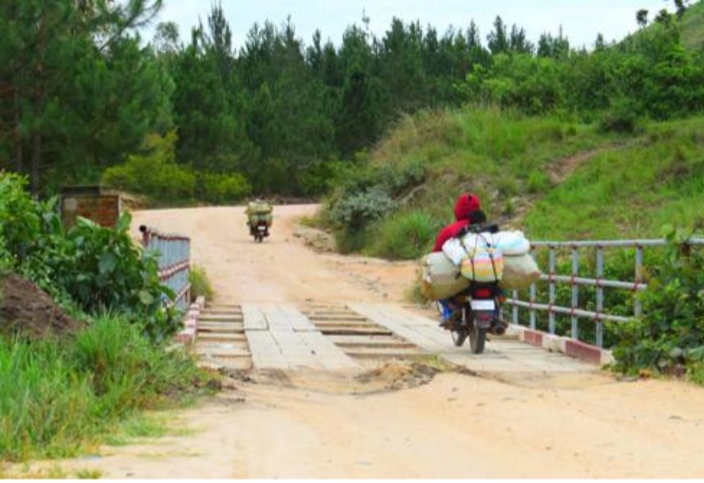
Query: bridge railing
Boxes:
[
  {"xmin": 139, "ymin": 225, "xmax": 191, "ymax": 311},
  {"xmin": 505, "ymin": 238, "xmax": 704, "ymax": 348}
]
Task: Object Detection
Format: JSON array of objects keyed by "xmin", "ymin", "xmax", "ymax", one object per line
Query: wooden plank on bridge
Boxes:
[
  {"xmin": 244, "ymin": 303, "xmax": 357, "ymax": 370},
  {"xmin": 349, "ymin": 303, "xmax": 598, "ymax": 374},
  {"xmin": 242, "ymin": 303, "xmax": 268, "ymax": 331}
]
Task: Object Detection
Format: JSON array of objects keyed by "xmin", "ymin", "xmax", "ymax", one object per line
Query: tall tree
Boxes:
[{"xmin": 0, "ymin": 0, "xmax": 167, "ymax": 194}]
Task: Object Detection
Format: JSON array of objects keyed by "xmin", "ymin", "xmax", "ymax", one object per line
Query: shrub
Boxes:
[
  {"xmin": 329, "ymin": 186, "xmax": 396, "ymax": 231},
  {"xmin": 0, "ymin": 172, "xmax": 42, "ymax": 264},
  {"xmin": 611, "ymin": 227, "xmax": 704, "ymax": 378},
  {"xmin": 372, "ymin": 211, "xmax": 437, "ymax": 260},
  {"xmin": 102, "ymin": 132, "xmax": 196, "ymax": 203},
  {"xmin": 196, "ymin": 172, "xmax": 251, "ymax": 205},
  {"xmin": 48, "ymin": 213, "xmax": 178, "ymax": 341},
  {"xmin": 189, "ymin": 265, "xmax": 214, "ymax": 302}
]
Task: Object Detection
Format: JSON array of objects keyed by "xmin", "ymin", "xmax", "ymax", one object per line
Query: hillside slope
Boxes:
[
  {"xmin": 323, "ymin": 108, "xmax": 704, "ymax": 259},
  {"xmin": 682, "ymin": 0, "xmax": 704, "ymax": 49}
]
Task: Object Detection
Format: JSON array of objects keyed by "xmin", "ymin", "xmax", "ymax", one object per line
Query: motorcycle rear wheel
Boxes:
[{"xmin": 469, "ymin": 324, "xmax": 486, "ymax": 354}]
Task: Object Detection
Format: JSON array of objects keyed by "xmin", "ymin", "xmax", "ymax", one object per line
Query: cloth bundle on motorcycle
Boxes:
[
  {"xmin": 421, "ymin": 252, "xmax": 470, "ymax": 301},
  {"xmin": 245, "ymin": 201, "xmax": 273, "ymax": 226},
  {"xmin": 493, "ymin": 230, "xmax": 531, "ymax": 256},
  {"xmin": 499, "ymin": 253, "xmax": 542, "ymax": 290},
  {"xmin": 443, "ymin": 232, "xmax": 505, "ymax": 283}
]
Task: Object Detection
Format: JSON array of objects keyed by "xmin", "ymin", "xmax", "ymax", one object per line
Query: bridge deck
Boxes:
[
  {"xmin": 348, "ymin": 303, "xmax": 597, "ymax": 374},
  {"xmin": 242, "ymin": 303, "xmax": 358, "ymax": 371}
]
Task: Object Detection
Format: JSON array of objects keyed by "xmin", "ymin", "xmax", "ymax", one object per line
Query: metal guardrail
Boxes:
[
  {"xmin": 505, "ymin": 238, "xmax": 704, "ymax": 347},
  {"xmin": 139, "ymin": 225, "xmax": 191, "ymax": 311}
]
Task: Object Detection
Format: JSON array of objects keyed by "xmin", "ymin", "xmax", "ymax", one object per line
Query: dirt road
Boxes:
[{"xmin": 36, "ymin": 205, "xmax": 704, "ymax": 478}]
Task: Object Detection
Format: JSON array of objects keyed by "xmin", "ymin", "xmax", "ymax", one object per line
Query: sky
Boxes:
[{"xmin": 143, "ymin": 0, "xmax": 674, "ymax": 50}]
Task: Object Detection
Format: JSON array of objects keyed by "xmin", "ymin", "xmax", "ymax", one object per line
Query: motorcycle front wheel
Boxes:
[{"xmin": 451, "ymin": 328, "xmax": 468, "ymax": 347}]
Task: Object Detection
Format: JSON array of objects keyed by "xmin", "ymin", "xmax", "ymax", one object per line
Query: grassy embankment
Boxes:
[
  {"xmin": 330, "ymin": 108, "xmax": 704, "ymax": 260},
  {"xmin": 0, "ymin": 314, "xmax": 213, "ymax": 465}
]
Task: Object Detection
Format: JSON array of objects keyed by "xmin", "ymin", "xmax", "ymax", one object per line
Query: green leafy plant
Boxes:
[
  {"xmin": 189, "ymin": 265, "xmax": 214, "ymax": 301},
  {"xmin": 0, "ymin": 172, "xmax": 42, "ymax": 265},
  {"xmin": 196, "ymin": 172, "xmax": 251, "ymax": 205},
  {"xmin": 611, "ymin": 227, "xmax": 704, "ymax": 378}
]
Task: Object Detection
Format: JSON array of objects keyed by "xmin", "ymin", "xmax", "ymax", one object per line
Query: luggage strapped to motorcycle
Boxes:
[{"xmin": 459, "ymin": 231, "xmax": 501, "ymax": 282}]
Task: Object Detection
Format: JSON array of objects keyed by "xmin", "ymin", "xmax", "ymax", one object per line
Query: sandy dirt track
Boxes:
[{"xmin": 17, "ymin": 205, "xmax": 704, "ymax": 479}]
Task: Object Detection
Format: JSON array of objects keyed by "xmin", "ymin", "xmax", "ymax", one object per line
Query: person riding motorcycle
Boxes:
[
  {"xmin": 432, "ymin": 193, "xmax": 483, "ymax": 328},
  {"xmin": 245, "ymin": 198, "xmax": 273, "ymax": 241}
]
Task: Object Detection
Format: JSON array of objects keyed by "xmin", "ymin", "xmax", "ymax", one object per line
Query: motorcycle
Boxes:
[
  {"xmin": 443, "ymin": 283, "xmax": 506, "ymax": 354},
  {"xmin": 441, "ymin": 221, "xmax": 507, "ymax": 354},
  {"xmin": 249, "ymin": 220, "xmax": 269, "ymax": 243}
]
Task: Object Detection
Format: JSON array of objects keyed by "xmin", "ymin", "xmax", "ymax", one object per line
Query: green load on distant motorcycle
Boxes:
[{"xmin": 245, "ymin": 199, "xmax": 273, "ymax": 242}]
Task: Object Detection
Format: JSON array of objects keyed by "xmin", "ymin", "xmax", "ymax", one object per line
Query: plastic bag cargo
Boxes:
[
  {"xmin": 421, "ymin": 252, "xmax": 470, "ymax": 301},
  {"xmin": 443, "ymin": 231, "xmax": 530, "ymax": 265},
  {"xmin": 248, "ymin": 213, "xmax": 273, "ymax": 226},
  {"xmin": 245, "ymin": 201, "xmax": 273, "ymax": 215},
  {"xmin": 499, "ymin": 253, "xmax": 542, "ymax": 290},
  {"xmin": 459, "ymin": 248, "xmax": 505, "ymax": 282}
]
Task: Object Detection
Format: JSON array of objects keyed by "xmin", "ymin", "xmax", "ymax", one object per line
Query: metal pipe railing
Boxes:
[
  {"xmin": 139, "ymin": 225, "xmax": 191, "ymax": 311},
  {"xmin": 505, "ymin": 237, "xmax": 704, "ymax": 348}
]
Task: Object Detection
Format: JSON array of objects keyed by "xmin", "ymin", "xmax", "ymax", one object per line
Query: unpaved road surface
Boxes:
[{"xmin": 20, "ymin": 205, "xmax": 704, "ymax": 478}]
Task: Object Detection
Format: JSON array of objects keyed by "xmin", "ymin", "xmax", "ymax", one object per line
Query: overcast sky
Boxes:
[{"xmin": 143, "ymin": 0, "xmax": 673, "ymax": 50}]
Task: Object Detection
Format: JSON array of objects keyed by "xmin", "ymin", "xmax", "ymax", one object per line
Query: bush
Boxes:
[
  {"xmin": 371, "ymin": 211, "xmax": 437, "ymax": 260},
  {"xmin": 196, "ymin": 172, "xmax": 251, "ymax": 205},
  {"xmin": 0, "ymin": 172, "xmax": 42, "ymax": 264},
  {"xmin": 329, "ymin": 186, "xmax": 396, "ymax": 231},
  {"xmin": 611, "ymin": 228, "xmax": 704, "ymax": 378},
  {"xmin": 189, "ymin": 265, "xmax": 214, "ymax": 302},
  {"xmin": 102, "ymin": 132, "xmax": 196, "ymax": 203},
  {"xmin": 55, "ymin": 214, "xmax": 177, "ymax": 341}
]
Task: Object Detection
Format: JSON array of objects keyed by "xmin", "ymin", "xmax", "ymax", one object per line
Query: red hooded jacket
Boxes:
[{"xmin": 432, "ymin": 193, "xmax": 482, "ymax": 252}]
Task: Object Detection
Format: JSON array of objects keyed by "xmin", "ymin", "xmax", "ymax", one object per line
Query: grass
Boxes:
[
  {"xmin": 524, "ymin": 117, "xmax": 704, "ymax": 239},
  {"xmin": 370, "ymin": 211, "xmax": 439, "ymax": 260},
  {"xmin": 189, "ymin": 265, "xmax": 214, "ymax": 301},
  {"xmin": 326, "ymin": 106, "xmax": 704, "ymax": 262},
  {"xmin": 681, "ymin": 1, "xmax": 704, "ymax": 50},
  {"xmin": 0, "ymin": 314, "xmax": 214, "ymax": 462}
]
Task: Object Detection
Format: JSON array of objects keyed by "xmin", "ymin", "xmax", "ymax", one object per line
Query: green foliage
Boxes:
[
  {"xmin": 525, "ymin": 118, "xmax": 704, "ymax": 240},
  {"xmin": 196, "ymin": 172, "xmax": 251, "ymax": 205},
  {"xmin": 102, "ymin": 132, "xmax": 197, "ymax": 203},
  {"xmin": 0, "ymin": 172, "xmax": 177, "ymax": 340},
  {"xmin": 52, "ymin": 214, "xmax": 178, "ymax": 341},
  {"xmin": 189, "ymin": 265, "xmax": 214, "ymax": 302},
  {"xmin": 0, "ymin": 0, "xmax": 171, "ymax": 194},
  {"xmin": 329, "ymin": 186, "xmax": 396, "ymax": 231},
  {"xmin": 0, "ymin": 314, "xmax": 210, "ymax": 462},
  {"xmin": 0, "ymin": 173, "xmax": 42, "ymax": 264},
  {"xmin": 371, "ymin": 211, "xmax": 438, "ymax": 260},
  {"xmin": 611, "ymin": 228, "xmax": 704, "ymax": 377}
]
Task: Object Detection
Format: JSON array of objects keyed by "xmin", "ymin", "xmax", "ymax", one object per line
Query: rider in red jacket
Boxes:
[
  {"xmin": 432, "ymin": 193, "xmax": 482, "ymax": 252},
  {"xmin": 433, "ymin": 193, "xmax": 483, "ymax": 328}
]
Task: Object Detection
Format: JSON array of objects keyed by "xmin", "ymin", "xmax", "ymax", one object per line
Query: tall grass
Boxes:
[
  {"xmin": 370, "ymin": 211, "xmax": 438, "ymax": 260},
  {"xmin": 0, "ymin": 314, "xmax": 209, "ymax": 462},
  {"xmin": 189, "ymin": 265, "xmax": 214, "ymax": 302}
]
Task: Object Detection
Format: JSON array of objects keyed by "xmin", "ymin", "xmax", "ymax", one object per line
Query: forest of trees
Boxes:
[{"xmin": 1, "ymin": 0, "xmax": 703, "ymax": 200}]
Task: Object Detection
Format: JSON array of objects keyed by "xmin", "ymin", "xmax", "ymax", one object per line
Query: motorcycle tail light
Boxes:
[{"xmin": 473, "ymin": 288, "xmax": 492, "ymax": 298}]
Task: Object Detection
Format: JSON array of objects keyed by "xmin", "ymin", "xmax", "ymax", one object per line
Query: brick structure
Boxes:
[{"xmin": 60, "ymin": 186, "xmax": 122, "ymax": 228}]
